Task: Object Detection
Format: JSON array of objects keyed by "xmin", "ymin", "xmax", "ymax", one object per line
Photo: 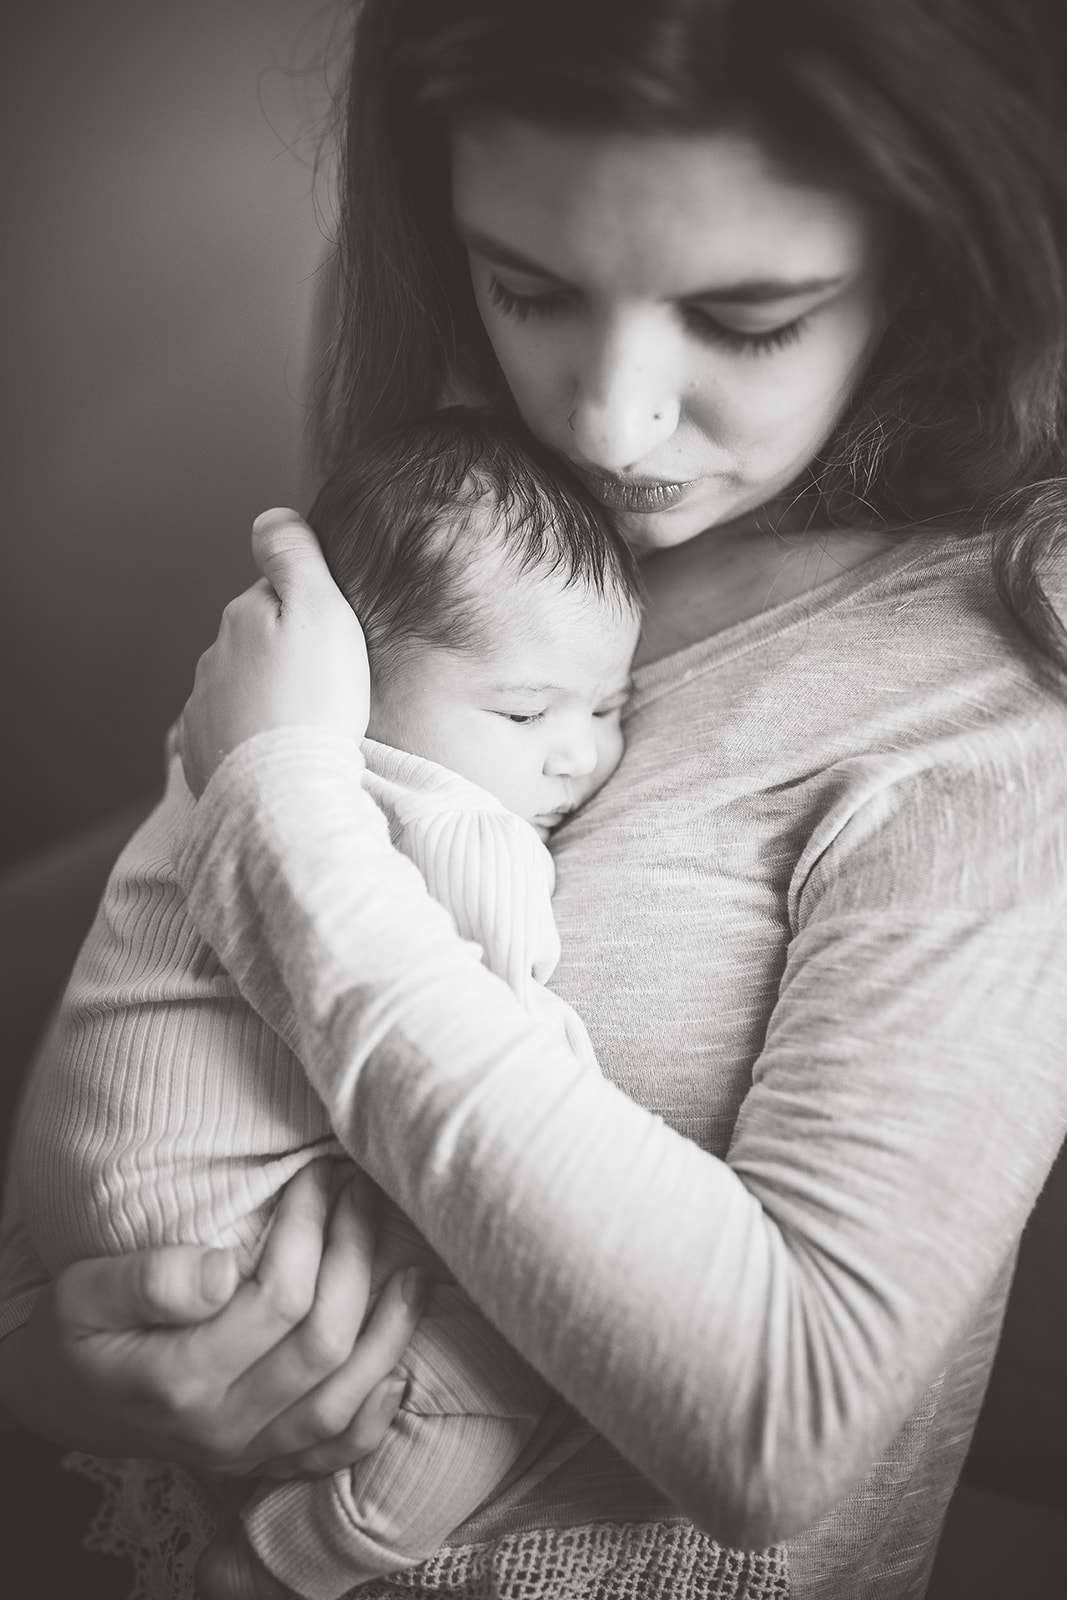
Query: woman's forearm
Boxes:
[{"xmin": 177, "ymin": 727, "xmax": 1067, "ymax": 1546}]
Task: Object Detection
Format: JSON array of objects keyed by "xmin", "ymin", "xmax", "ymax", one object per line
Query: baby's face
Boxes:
[{"xmin": 368, "ymin": 568, "xmax": 639, "ymax": 839}]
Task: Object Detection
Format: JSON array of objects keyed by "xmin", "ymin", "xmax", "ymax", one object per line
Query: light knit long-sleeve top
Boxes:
[
  {"xmin": 160, "ymin": 529, "xmax": 1066, "ymax": 1600},
  {"xmin": 4, "ymin": 529, "xmax": 1067, "ymax": 1600},
  {"xmin": 8, "ymin": 739, "xmax": 597, "ymax": 1598}
]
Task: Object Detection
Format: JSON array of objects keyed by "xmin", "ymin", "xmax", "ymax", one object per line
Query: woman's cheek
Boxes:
[
  {"xmin": 484, "ymin": 315, "xmax": 569, "ymax": 447},
  {"xmin": 716, "ymin": 331, "xmax": 867, "ymax": 453}
]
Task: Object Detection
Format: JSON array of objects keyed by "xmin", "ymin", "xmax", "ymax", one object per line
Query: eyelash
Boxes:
[
  {"xmin": 502, "ymin": 707, "xmax": 621, "ymax": 725},
  {"xmin": 485, "ymin": 274, "xmax": 808, "ymax": 356}
]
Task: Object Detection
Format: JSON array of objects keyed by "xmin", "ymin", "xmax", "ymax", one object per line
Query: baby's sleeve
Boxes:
[
  {"xmin": 404, "ymin": 807, "xmax": 599, "ymax": 1070},
  {"xmin": 13, "ymin": 779, "xmax": 335, "ymax": 1278},
  {"xmin": 403, "ymin": 808, "xmax": 560, "ymax": 988}
]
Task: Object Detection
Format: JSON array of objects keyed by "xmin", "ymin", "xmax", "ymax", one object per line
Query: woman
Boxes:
[{"xmin": 3, "ymin": 1, "xmax": 1067, "ymax": 1596}]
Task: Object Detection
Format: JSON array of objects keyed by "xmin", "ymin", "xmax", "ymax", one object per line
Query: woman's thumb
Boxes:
[{"xmin": 57, "ymin": 1245, "xmax": 239, "ymax": 1333}]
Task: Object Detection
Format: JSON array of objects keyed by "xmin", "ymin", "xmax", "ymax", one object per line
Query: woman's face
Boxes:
[{"xmin": 453, "ymin": 120, "xmax": 886, "ymax": 551}]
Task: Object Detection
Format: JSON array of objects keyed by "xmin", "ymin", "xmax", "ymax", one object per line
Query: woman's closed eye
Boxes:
[
  {"xmin": 486, "ymin": 274, "xmax": 571, "ymax": 321},
  {"xmin": 682, "ymin": 304, "xmax": 810, "ymax": 356},
  {"xmin": 487, "ymin": 273, "xmax": 809, "ymax": 356}
]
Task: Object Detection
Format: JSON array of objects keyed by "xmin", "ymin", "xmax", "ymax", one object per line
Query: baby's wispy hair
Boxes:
[{"xmin": 309, "ymin": 407, "xmax": 642, "ymax": 678}]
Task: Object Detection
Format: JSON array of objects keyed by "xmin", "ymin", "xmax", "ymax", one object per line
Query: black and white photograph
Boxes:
[{"xmin": 2, "ymin": 4, "xmax": 1066, "ymax": 1597}]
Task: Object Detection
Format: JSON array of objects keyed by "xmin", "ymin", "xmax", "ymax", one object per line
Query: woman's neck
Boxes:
[{"xmin": 633, "ymin": 513, "xmax": 903, "ymax": 668}]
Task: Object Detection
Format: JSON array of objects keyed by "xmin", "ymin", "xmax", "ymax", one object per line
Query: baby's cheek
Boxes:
[{"xmin": 599, "ymin": 727, "xmax": 626, "ymax": 787}]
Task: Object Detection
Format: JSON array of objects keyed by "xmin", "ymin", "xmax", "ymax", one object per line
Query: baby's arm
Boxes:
[{"xmin": 406, "ymin": 804, "xmax": 599, "ymax": 1069}]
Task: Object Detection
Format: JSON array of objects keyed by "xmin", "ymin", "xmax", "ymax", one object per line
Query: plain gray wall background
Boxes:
[{"xmin": 2, "ymin": 0, "xmax": 339, "ymax": 869}]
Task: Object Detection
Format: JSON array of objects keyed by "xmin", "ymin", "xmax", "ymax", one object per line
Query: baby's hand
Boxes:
[{"xmin": 195, "ymin": 1519, "xmax": 292, "ymax": 1600}]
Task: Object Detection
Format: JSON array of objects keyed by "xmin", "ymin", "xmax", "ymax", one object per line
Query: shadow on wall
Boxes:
[{"xmin": 1, "ymin": 0, "xmax": 341, "ymax": 869}]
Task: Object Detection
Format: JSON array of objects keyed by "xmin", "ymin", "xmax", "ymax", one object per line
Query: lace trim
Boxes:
[
  {"xmin": 64, "ymin": 1453, "xmax": 219, "ymax": 1600},
  {"xmin": 359, "ymin": 1521, "xmax": 789, "ymax": 1600},
  {"xmin": 64, "ymin": 1454, "xmax": 789, "ymax": 1600}
]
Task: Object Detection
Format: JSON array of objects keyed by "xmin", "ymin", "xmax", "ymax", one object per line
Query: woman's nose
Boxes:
[{"xmin": 568, "ymin": 311, "xmax": 680, "ymax": 471}]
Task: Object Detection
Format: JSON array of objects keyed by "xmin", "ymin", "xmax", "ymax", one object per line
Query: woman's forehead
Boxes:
[{"xmin": 452, "ymin": 118, "xmax": 879, "ymax": 296}]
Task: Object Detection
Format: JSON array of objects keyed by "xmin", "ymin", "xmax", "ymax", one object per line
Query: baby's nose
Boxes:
[{"xmin": 544, "ymin": 727, "xmax": 599, "ymax": 779}]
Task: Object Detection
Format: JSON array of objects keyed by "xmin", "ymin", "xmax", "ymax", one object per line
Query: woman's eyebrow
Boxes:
[
  {"xmin": 696, "ymin": 276, "xmax": 845, "ymax": 304},
  {"xmin": 456, "ymin": 225, "xmax": 844, "ymax": 302},
  {"xmin": 456, "ymin": 225, "xmax": 567, "ymax": 281}
]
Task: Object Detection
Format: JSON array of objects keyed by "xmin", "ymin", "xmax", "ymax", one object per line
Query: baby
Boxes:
[{"xmin": 14, "ymin": 408, "xmax": 641, "ymax": 1598}]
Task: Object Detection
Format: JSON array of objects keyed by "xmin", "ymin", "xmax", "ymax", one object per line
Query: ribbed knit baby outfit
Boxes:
[{"xmin": 8, "ymin": 739, "xmax": 597, "ymax": 1597}]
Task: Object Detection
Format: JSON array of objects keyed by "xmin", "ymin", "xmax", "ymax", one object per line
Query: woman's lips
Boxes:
[{"xmin": 575, "ymin": 471, "xmax": 699, "ymax": 514}]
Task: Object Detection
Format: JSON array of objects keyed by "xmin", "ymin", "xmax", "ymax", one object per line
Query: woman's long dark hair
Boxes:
[{"xmin": 316, "ymin": 0, "xmax": 1067, "ymax": 676}]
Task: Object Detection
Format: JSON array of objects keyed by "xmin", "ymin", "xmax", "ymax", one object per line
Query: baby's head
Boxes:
[{"xmin": 311, "ymin": 408, "xmax": 642, "ymax": 838}]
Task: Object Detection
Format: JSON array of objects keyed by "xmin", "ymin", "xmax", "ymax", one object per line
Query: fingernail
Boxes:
[
  {"xmin": 386, "ymin": 1377, "xmax": 409, "ymax": 1417},
  {"xmin": 253, "ymin": 508, "xmax": 300, "ymax": 536},
  {"xmin": 200, "ymin": 1248, "xmax": 235, "ymax": 1305},
  {"xmin": 402, "ymin": 1267, "xmax": 429, "ymax": 1312}
]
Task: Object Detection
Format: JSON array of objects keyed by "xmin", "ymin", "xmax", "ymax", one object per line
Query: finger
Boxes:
[
  {"xmin": 55, "ymin": 1245, "xmax": 239, "ymax": 1336},
  {"xmin": 216, "ymin": 578, "xmax": 284, "ymax": 641},
  {"xmin": 224, "ymin": 1168, "xmax": 381, "ymax": 1428},
  {"xmin": 252, "ymin": 1373, "xmax": 408, "ymax": 1481},
  {"xmin": 241, "ymin": 1265, "xmax": 428, "ymax": 1466},
  {"xmin": 250, "ymin": 509, "xmax": 337, "ymax": 613},
  {"xmin": 314, "ymin": 1168, "xmax": 380, "ymax": 1331},
  {"xmin": 175, "ymin": 1161, "xmax": 333, "ymax": 1393}
]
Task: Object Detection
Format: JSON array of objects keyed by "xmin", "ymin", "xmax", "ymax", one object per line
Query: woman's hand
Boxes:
[
  {"xmin": 0, "ymin": 1163, "xmax": 425, "ymax": 1477},
  {"xmin": 177, "ymin": 510, "xmax": 371, "ymax": 799}
]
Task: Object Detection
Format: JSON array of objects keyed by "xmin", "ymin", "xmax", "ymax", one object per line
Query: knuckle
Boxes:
[
  {"xmin": 160, "ymin": 1371, "xmax": 214, "ymax": 1425},
  {"xmin": 302, "ymin": 1390, "xmax": 355, "ymax": 1441},
  {"xmin": 300, "ymin": 1315, "xmax": 355, "ymax": 1374},
  {"xmin": 133, "ymin": 1251, "xmax": 177, "ymax": 1319},
  {"xmin": 258, "ymin": 1274, "xmax": 315, "ymax": 1331}
]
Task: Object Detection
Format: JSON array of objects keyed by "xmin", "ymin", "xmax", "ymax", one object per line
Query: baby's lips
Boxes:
[{"xmin": 534, "ymin": 804, "xmax": 576, "ymax": 833}]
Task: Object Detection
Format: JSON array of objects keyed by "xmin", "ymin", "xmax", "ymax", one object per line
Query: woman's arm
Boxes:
[{"xmin": 176, "ymin": 515, "xmax": 1067, "ymax": 1547}]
